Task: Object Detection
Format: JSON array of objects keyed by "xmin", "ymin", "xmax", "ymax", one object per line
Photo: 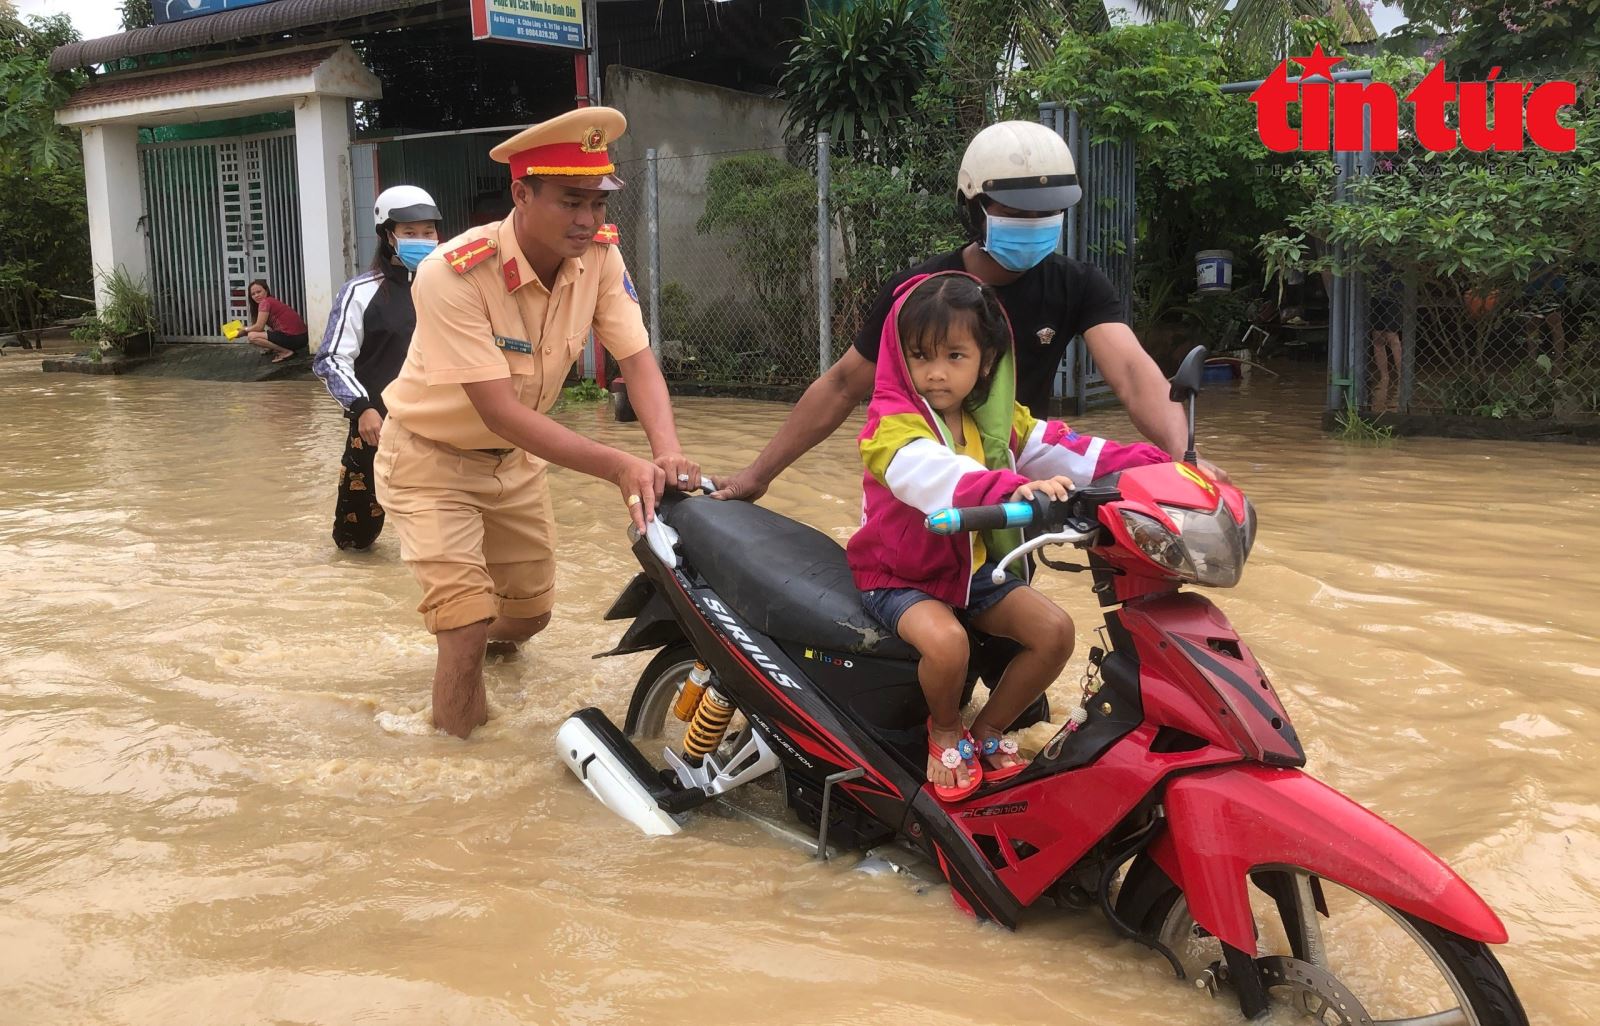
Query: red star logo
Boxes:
[{"xmin": 1292, "ymin": 43, "xmax": 1343, "ymax": 82}]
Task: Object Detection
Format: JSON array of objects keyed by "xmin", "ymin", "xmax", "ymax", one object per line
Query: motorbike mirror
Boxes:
[
  {"xmin": 1169, "ymin": 345, "xmax": 1209, "ymax": 404},
  {"xmin": 1168, "ymin": 346, "xmax": 1208, "ymax": 467}
]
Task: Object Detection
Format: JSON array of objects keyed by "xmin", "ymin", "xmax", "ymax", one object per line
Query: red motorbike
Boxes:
[{"xmin": 559, "ymin": 348, "xmax": 1526, "ymax": 1024}]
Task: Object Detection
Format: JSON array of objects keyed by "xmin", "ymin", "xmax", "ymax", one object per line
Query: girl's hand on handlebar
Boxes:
[{"xmin": 1010, "ymin": 476, "xmax": 1074, "ymax": 504}]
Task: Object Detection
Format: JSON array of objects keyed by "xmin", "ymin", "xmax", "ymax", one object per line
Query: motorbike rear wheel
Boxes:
[
  {"xmin": 625, "ymin": 643, "xmax": 748, "ymax": 771},
  {"xmin": 1119, "ymin": 858, "xmax": 1526, "ymax": 1026}
]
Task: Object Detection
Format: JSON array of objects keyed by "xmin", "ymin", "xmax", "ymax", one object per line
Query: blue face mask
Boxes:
[
  {"xmin": 395, "ymin": 238, "xmax": 438, "ymax": 272},
  {"xmin": 983, "ymin": 212, "xmax": 1064, "ymax": 273}
]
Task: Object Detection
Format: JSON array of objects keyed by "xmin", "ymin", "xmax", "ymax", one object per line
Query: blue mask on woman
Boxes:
[
  {"xmin": 396, "ymin": 238, "xmax": 438, "ymax": 272},
  {"xmin": 983, "ymin": 212, "xmax": 1064, "ymax": 273}
]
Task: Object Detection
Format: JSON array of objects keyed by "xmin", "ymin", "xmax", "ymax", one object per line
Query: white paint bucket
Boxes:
[{"xmin": 1197, "ymin": 250, "xmax": 1234, "ymax": 293}]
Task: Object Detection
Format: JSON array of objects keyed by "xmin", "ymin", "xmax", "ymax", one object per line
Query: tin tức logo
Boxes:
[{"xmin": 1249, "ymin": 45, "xmax": 1578, "ymax": 154}]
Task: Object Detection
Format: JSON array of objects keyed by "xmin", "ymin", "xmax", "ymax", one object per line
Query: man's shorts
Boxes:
[
  {"xmin": 373, "ymin": 417, "xmax": 556, "ymax": 633},
  {"xmin": 860, "ymin": 562, "xmax": 1026, "ymax": 635}
]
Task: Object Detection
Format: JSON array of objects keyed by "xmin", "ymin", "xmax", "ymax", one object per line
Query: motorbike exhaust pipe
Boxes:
[{"xmin": 556, "ymin": 707, "xmax": 709, "ymax": 836}]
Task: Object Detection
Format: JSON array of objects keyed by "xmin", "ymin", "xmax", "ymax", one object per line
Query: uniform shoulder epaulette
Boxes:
[
  {"xmin": 594, "ymin": 223, "xmax": 620, "ymax": 246},
  {"xmin": 443, "ymin": 236, "xmax": 498, "ymax": 275}
]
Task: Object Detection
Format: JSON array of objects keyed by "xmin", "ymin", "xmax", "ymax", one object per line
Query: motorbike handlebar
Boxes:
[
  {"xmin": 925, "ymin": 500, "xmax": 1033, "ymax": 535},
  {"xmin": 926, "ymin": 493, "xmax": 1073, "ymax": 535}
]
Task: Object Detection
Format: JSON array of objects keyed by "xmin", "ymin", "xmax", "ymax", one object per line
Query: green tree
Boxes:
[
  {"xmin": 1026, "ymin": 21, "xmax": 1325, "ymax": 292},
  {"xmin": 1259, "ymin": 101, "xmax": 1599, "ymax": 298},
  {"xmin": 0, "ymin": 9, "xmax": 81, "ymax": 172},
  {"xmin": 829, "ymin": 160, "xmax": 965, "ymax": 355},
  {"xmin": 0, "ymin": 6, "xmax": 90, "ymax": 339},
  {"xmin": 1256, "ymin": 63, "xmax": 1600, "ymax": 415},
  {"xmin": 121, "ymin": 0, "xmax": 155, "ymax": 31},
  {"xmin": 778, "ymin": 0, "xmax": 940, "ymax": 162},
  {"xmin": 697, "ymin": 154, "xmax": 818, "ymax": 372},
  {"xmin": 928, "ymin": 0, "xmax": 1112, "ymax": 136},
  {"xmin": 1129, "ymin": 0, "xmax": 1373, "ymax": 69},
  {"xmin": 1394, "ymin": 0, "xmax": 1600, "ymax": 78}
]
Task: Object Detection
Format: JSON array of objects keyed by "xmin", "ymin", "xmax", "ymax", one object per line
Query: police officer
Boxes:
[
  {"xmin": 374, "ymin": 107, "xmax": 698, "ymax": 739},
  {"xmin": 712, "ymin": 121, "xmax": 1227, "ymax": 502}
]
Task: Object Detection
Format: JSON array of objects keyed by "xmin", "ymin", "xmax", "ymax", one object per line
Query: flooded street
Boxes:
[{"xmin": 1, "ymin": 355, "xmax": 1597, "ymax": 1025}]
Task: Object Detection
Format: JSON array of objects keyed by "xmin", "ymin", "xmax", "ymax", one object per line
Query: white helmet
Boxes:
[
  {"xmin": 957, "ymin": 121, "xmax": 1082, "ymax": 213},
  {"xmin": 374, "ymin": 185, "xmax": 441, "ymax": 227}
]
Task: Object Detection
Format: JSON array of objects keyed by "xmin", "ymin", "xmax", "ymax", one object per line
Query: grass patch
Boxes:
[
  {"xmin": 1335, "ymin": 392, "xmax": 1396, "ymax": 443},
  {"xmin": 559, "ymin": 379, "xmax": 608, "ymax": 404}
]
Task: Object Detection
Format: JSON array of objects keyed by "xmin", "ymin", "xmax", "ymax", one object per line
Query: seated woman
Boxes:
[{"xmin": 242, "ymin": 280, "xmax": 308, "ymax": 363}]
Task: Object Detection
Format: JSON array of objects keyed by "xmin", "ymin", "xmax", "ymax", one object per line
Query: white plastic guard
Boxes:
[{"xmin": 556, "ymin": 716, "xmax": 683, "ymax": 837}]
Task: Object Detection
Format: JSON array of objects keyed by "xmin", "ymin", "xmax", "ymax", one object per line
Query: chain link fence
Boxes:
[
  {"xmin": 609, "ymin": 144, "xmax": 822, "ymax": 391},
  {"xmin": 605, "ymin": 132, "xmax": 965, "ymax": 393},
  {"xmin": 1353, "ymin": 268, "xmax": 1600, "ymax": 423}
]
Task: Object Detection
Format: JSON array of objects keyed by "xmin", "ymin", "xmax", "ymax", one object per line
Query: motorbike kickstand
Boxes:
[{"xmin": 813, "ymin": 767, "xmax": 865, "ymax": 861}]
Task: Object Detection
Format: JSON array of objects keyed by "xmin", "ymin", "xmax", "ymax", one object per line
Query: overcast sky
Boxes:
[
  {"xmin": 16, "ymin": 0, "xmax": 124, "ymax": 39},
  {"xmin": 20, "ymin": 0, "xmax": 1411, "ymax": 45}
]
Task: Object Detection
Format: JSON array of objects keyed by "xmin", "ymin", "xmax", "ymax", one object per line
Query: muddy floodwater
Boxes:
[{"xmin": 1, "ymin": 354, "xmax": 1597, "ymax": 1025}]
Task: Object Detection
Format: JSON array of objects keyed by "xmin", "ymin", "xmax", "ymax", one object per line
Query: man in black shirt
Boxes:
[{"xmin": 712, "ymin": 121, "xmax": 1225, "ymax": 501}]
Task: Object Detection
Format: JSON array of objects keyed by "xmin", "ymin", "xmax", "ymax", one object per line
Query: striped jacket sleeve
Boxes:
[
  {"xmin": 862, "ymin": 412, "xmax": 1028, "ymax": 515},
  {"xmin": 313, "ymin": 273, "xmax": 381, "ymax": 416},
  {"xmin": 1012, "ymin": 403, "xmax": 1168, "ymax": 486}
]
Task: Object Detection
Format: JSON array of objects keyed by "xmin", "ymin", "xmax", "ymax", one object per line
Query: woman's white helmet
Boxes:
[
  {"xmin": 374, "ymin": 185, "xmax": 441, "ymax": 227},
  {"xmin": 957, "ymin": 121, "xmax": 1082, "ymax": 213}
]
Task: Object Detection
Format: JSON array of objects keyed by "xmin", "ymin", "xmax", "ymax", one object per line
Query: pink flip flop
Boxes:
[
  {"xmin": 979, "ymin": 734, "xmax": 1029, "ymax": 782},
  {"xmin": 927, "ymin": 720, "xmax": 982, "ymax": 802}
]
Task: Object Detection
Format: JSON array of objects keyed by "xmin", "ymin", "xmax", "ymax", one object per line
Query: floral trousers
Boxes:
[{"xmin": 332, "ymin": 419, "xmax": 386, "ymax": 551}]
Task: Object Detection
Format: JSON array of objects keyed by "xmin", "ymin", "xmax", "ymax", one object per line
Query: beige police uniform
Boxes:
[{"xmin": 374, "ymin": 109, "xmax": 648, "ymax": 634}]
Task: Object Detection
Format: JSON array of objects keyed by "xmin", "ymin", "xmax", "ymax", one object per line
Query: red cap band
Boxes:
[{"xmin": 509, "ymin": 142, "xmax": 614, "ymax": 178}]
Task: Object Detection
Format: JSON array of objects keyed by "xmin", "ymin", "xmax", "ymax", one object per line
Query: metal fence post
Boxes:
[
  {"xmin": 1348, "ymin": 107, "xmax": 1375, "ymax": 410},
  {"xmin": 1328, "ymin": 151, "xmax": 1348, "ymax": 414},
  {"xmin": 1065, "ymin": 108, "xmax": 1081, "ymax": 262},
  {"xmin": 816, "ymin": 132, "xmax": 832, "ymax": 377},
  {"xmin": 1400, "ymin": 268, "xmax": 1416, "ymax": 412},
  {"xmin": 646, "ymin": 147, "xmax": 661, "ymax": 358}
]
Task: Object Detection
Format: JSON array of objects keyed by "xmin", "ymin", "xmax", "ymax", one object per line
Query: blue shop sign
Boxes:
[
  {"xmin": 155, "ymin": 0, "xmax": 283, "ymax": 25},
  {"xmin": 470, "ymin": 0, "xmax": 586, "ymax": 51}
]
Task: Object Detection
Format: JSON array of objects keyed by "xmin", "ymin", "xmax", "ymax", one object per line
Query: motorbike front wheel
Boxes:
[{"xmin": 1118, "ymin": 858, "xmax": 1526, "ymax": 1026}]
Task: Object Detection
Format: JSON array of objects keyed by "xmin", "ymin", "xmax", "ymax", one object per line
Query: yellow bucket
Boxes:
[{"xmin": 221, "ymin": 320, "xmax": 245, "ymax": 340}]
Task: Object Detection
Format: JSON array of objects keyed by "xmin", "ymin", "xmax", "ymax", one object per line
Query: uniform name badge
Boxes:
[{"xmin": 495, "ymin": 335, "xmax": 534, "ymax": 355}]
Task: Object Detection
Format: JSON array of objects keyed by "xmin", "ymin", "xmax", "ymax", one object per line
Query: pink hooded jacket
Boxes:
[{"xmin": 846, "ymin": 272, "xmax": 1169, "ymax": 608}]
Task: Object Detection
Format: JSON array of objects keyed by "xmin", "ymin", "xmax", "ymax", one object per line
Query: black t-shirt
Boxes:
[{"xmin": 852, "ymin": 248, "xmax": 1125, "ymax": 416}]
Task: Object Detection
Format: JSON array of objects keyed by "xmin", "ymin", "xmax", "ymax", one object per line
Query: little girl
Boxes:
[{"xmin": 846, "ymin": 272, "xmax": 1167, "ymax": 801}]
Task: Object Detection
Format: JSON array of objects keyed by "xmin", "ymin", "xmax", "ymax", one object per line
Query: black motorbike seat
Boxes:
[{"xmin": 662, "ymin": 496, "xmax": 916, "ymax": 661}]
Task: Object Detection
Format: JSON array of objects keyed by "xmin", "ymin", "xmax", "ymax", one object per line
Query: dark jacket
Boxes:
[{"xmin": 313, "ymin": 261, "xmax": 416, "ymax": 419}]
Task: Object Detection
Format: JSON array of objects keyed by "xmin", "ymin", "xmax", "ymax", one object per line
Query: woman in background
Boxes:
[{"xmin": 243, "ymin": 280, "xmax": 308, "ymax": 363}]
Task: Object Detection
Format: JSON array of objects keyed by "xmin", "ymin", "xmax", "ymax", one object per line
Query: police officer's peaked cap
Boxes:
[{"xmin": 491, "ymin": 107, "xmax": 628, "ymax": 192}]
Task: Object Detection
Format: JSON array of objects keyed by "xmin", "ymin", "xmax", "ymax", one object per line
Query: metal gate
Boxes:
[
  {"xmin": 139, "ymin": 131, "xmax": 304, "ymax": 342},
  {"xmin": 1039, "ymin": 103, "xmax": 1136, "ymax": 415}
]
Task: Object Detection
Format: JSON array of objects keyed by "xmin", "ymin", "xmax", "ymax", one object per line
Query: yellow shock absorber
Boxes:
[
  {"xmin": 682, "ymin": 686, "xmax": 735, "ymax": 764},
  {"xmin": 672, "ymin": 661, "xmax": 713, "ymax": 722}
]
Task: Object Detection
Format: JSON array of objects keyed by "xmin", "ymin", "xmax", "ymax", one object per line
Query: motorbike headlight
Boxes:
[
  {"xmin": 1119, "ymin": 510, "xmax": 1197, "ymax": 580},
  {"xmin": 1241, "ymin": 498, "xmax": 1258, "ymax": 559},
  {"xmin": 1158, "ymin": 504, "xmax": 1246, "ymax": 588}
]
